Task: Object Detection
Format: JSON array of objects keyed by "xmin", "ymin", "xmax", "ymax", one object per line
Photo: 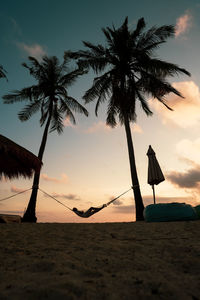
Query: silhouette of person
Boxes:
[{"xmin": 73, "ymin": 204, "xmax": 107, "ymax": 218}]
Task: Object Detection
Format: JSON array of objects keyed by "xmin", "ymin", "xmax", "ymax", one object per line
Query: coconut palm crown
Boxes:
[
  {"xmin": 66, "ymin": 17, "xmax": 190, "ymax": 221},
  {"xmin": 3, "ymin": 56, "xmax": 88, "ymax": 133},
  {"xmin": 3, "ymin": 55, "xmax": 88, "ymax": 222}
]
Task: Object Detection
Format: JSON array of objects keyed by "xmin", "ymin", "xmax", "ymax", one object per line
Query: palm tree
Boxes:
[
  {"xmin": 66, "ymin": 17, "xmax": 190, "ymax": 221},
  {"xmin": 3, "ymin": 55, "xmax": 88, "ymax": 222}
]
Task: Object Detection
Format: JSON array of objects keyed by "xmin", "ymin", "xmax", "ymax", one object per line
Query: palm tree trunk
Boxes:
[
  {"xmin": 22, "ymin": 105, "xmax": 53, "ymax": 223},
  {"xmin": 123, "ymin": 113, "xmax": 144, "ymax": 221}
]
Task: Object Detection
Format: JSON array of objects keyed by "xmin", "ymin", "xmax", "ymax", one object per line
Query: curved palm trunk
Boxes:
[
  {"xmin": 22, "ymin": 105, "xmax": 53, "ymax": 223},
  {"xmin": 123, "ymin": 113, "xmax": 144, "ymax": 221}
]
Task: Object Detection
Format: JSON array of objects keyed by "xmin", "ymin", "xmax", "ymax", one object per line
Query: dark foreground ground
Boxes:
[{"xmin": 0, "ymin": 221, "xmax": 200, "ymax": 299}]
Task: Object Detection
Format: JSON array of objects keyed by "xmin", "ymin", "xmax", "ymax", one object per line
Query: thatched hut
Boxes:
[{"xmin": 0, "ymin": 134, "xmax": 42, "ymax": 180}]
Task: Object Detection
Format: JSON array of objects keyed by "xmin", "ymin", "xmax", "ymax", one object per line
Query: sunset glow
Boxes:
[{"xmin": 1, "ymin": 0, "xmax": 200, "ymax": 222}]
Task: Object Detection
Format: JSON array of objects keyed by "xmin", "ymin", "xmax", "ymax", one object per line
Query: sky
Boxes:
[{"xmin": 1, "ymin": 0, "xmax": 200, "ymax": 223}]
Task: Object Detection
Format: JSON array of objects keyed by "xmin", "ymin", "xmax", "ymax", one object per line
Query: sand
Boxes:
[{"xmin": 0, "ymin": 221, "xmax": 200, "ymax": 299}]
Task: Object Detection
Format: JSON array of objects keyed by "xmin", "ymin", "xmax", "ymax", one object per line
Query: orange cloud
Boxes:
[
  {"xmin": 41, "ymin": 173, "xmax": 68, "ymax": 184},
  {"xmin": 17, "ymin": 42, "xmax": 46, "ymax": 60},
  {"xmin": 63, "ymin": 117, "xmax": 75, "ymax": 128},
  {"xmin": 176, "ymin": 138, "xmax": 200, "ymax": 165},
  {"xmin": 11, "ymin": 185, "xmax": 26, "ymax": 193},
  {"xmin": 150, "ymin": 81, "xmax": 200, "ymax": 128},
  {"xmin": 166, "ymin": 159, "xmax": 200, "ymax": 205},
  {"xmin": 52, "ymin": 192, "xmax": 80, "ymax": 201},
  {"xmin": 131, "ymin": 123, "xmax": 143, "ymax": 134},
  {"xmin": 84, "ymin": 121, "xmax": 111, "ymax": 134},
  {"xmin": 175, "ymin": 12, "xmax": 192, "ymax": 38}
]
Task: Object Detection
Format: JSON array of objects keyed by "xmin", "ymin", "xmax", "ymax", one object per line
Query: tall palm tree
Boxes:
[
  {"xmin": 66, "ymin": 17, "xmax": 190, "ymax": 221},
  {"xmin": 3, "ymin": 55, "xmax": 88, "ymax": 222}
]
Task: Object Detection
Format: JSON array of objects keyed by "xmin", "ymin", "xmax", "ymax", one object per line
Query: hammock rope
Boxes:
[
  {"xmin": 39, "ymin": 188, "xmax": 73, "ymax": 211},
  {"xmin": 0, "ymin": 188, "xmax": 32, "ymax": 202},
  {"xmin": 105, "ymin": 186, "xmax": 134, "ymax": 206},
  {"xmin": 39, "ymin": 186, "xmax": 133, "ymax": 217},
  {"xmin": 0, "ymin": 185, "xmax": 135, "ymax": 218}
]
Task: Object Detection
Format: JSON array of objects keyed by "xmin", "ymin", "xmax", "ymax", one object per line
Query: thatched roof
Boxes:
[{"xmin": 0, "ymin": 134, "xmax": 42, "ymax": 180}]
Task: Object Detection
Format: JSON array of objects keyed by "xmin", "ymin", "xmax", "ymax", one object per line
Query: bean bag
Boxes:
[
  {"xmin": 194, "ymin": 205, "xmax": 200, "ymax": 219},
  {"xmin": 144, "ymin": 202, "xmax": 198, "ymax": 222}
]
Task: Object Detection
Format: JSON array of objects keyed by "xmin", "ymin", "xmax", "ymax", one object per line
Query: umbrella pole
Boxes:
[{"xmin": 152, "ymin": 185, "xmax": 156, "ymax": 204}]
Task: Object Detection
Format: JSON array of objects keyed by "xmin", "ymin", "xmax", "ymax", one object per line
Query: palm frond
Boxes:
[
  {"xmin": 135, "ymin": 90, "xmax": 153, "ymax": 116},
  {"xmin": 95, "ymin": 75, "xmax": 113, "ymax": 116},
  {"xmin": 138, "ymin": 72, "xmax": 183, "ymax": 109},
  {"xmin": 49, "ymin": 104, "xmax": 64, "ymax": 134},
  {"xmin": 142, "ymin": 41, "xmax": 166, "ymax": 53},
  {"xmin": 3, "ymin": 86, "xmax": 43, "ymax": 104},
  {"xmin": 106, "ymin": 100, "xmax": 118, "ymax": 127},
  {"xmin": 64, "ymin": 50, "xmax": 82, "ymax": 61},
  {"xmin": 145, "ymin": 58, "xmax": 191, "ymax": 77},
  {"xmin": 3, "ymin": 88, "xmax": 32, "ymax": 104},
  {"xmin": 60, "ymin": 100, "xmax": 76, "ymax": 125},
  {"xmin": 18, "ymin": 100, "xmax": 41, "ymax": 121},
  {"xmin": 61, "ymin": 95, "xmax": 89, "ymax": 117},
  {"xmin": 40, "ymin": 100, "xmax": 49, "ymax": 126},
  {"xmin": 60, "ymin": 67, "xmax": 87, "ymax": 87},
  {"xmin": 83, "ymin": 71, "xmax": 111, "ymax": 105},
  {"xmin": 0, "ymin": 65, "xmax": 7, "ymax": 80},
  {"xmin": 136, "ymin": 25, "xmax": 174, "ymax": 51},
  {"xmin": 83, "ymin": 42, "xmax": 106, "ymax": 56},
  {"xmin": 102, "ymin": 28, "xmax": 113, "ymax": 47},
  {"xmin": 67, "ymin": 43, "xmax": 108, "ymax": 74},
  {"xmin": 22, "ymin": 56, "xmax": 45, "ymax": 80},
  {"xmin": 132, "ymin": 18, "xmax": 146, "ymax": 40}
]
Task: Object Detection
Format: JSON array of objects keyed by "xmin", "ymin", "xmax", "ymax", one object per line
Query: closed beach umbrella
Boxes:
[
  {"xmin": 147, "ymin": 145, "xmax": 165, "ymax": 204},
  {"xmin": 0, "ymin": 134, "xmax": 42, "ymax": 180}
]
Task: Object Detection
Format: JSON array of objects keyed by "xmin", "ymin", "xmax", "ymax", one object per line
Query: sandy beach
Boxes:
[{"xmin": 0, "ymin": 221, "xmax": 200, "ymax": 299}]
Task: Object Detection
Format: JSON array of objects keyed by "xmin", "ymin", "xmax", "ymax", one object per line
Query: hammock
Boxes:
[
  {"xmin": 39, "ymin": 187, "xmax": 133, "ymax": 218},
  {"xmin": 72, "ymin": 204, "xmax": 107, "ymax": 218},
  {"xmin": 0, "ymin": 186, "xmax": 134, "ymax": 219}
]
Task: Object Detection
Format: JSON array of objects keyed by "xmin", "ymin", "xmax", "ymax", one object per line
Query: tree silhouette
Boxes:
[
  {"xmin": 3, "ymin": 55, "xmax": 88, "ymax": 222},
  {"xmin": 66, "ymin": 17, "xmax": 190, "ymax": 221}
]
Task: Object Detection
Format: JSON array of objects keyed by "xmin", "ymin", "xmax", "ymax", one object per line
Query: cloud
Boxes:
[
  {"xmin": 84, "ymin": 121, "xmax": 111, "ymax": 134},
  {"xmin": 175, "ymin": 12, "xmax": 192, "ymax": 38},
  {"xmin": 112, "ymin": 205, "xmax": 135, "ymax": 214},
  {"xmin": 11, "ymin": 185, "xmax": 27, "ymax": 193},
  {"xmin": 52, "ymin": 192, "xmax": 80, "ymax": 201},
  {"xmin": 108, "ymin": 196, "xmax": 123, "ymax": 206},
  {"xmin": 166, "ymin": 168, "xmax": 200, "ymax": 188},
  {"xmin": 78, "ymin": 121, "xmax": 142, "ymax": 135},
  {"xmin": 0, "ymin": 210, "xmax": 24, "ymax": 215},
  {"xmin": 164, "ymin": 139, "xmax": 200, "ymax": 203},
  {"xmin": 150, "ymin": 81, "xmax": 200, "ymax": 128},
  {"xmin": 63, "ymin": 117, "xmax": 75, "ymax": 128},
  {"xmin": 112, "ymin": 199, "xmax": 123, "ymax": 206},
  {"xmin": 17, "ymin": 42, "xmax": 46, "ymax": 60},
  {"xmin": 41, "ymin": 173, "xmax": 68, "ymax": 184},
  {"xmin": 166, "ymin": 163, "xmax": 200, "ymax": 204},
  {"xmin": 131, "ymin": 123, "xmax": 143, "ymax": 133},
  {"xmin": 176, "ymin": 138, "xmax": 200, "ymax": 165}
]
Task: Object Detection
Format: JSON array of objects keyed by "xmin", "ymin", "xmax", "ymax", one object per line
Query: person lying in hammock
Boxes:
[{"xmin": 72, "ymin": 204, "xmax": 107, "ymax": 218}]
